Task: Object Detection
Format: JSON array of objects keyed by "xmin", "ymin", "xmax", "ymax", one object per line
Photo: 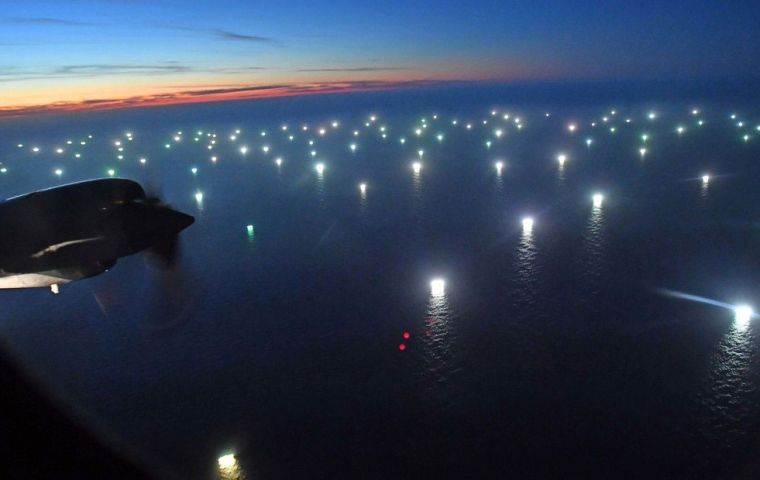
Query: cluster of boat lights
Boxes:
[
  {"xmin": 4, "ymin": 105, "xmax": 757, "ymax": 476},
  {"xmin": 2, "ymin": 106, "xmax": 755, "ymax": 329}
]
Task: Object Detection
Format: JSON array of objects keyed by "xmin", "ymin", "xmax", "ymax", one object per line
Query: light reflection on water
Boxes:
[
  {"xmin": 696, "ymin": 317, "xmax": 758, "ymax": 468},
  {"xmin": 514, "ymin": 227, "xmax": 539, "ymax": 305},
  {"xmin": 578, "ymin": 204, "xmax": 607, "ymax": 306},
  {"xmin": 315, "ymin": 172, "xmax": 325, "ymax": 206},
  {"xmin": 418, "ymin": 291, "xmax": 457, "ymax": 407}
]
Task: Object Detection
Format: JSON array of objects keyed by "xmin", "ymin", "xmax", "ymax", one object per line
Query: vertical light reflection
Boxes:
[
  {"xmin": 358, "ymin": 182, "xmax": 368, "ymax": 215},
  {"xmin": 516, "ymin": 219, "xmax": 537, "ymax": 286},
  {"xmin": 700, "ymin": 175, "xmax": 710, "ymax": 201},
  {"xmin": 579, "ymin": 198, "xmax": 607, "ymax": 306},
  {"xmin": 315, "ymin": 167, "xmax": 325, "ymax": 207},
  {"xmin": 411, "ymin": 164, "xmax": 423, "ymax": 224},
  {"xmin": 419, "ymin": 285, "xmax": 456, "ymax": 403},
  {"xmin": 696, "ymin": 309, "xmax": 755, "ymax": 467}
]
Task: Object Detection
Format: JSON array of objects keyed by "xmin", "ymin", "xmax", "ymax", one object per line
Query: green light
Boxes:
[
  {"xmin": 107, "ymin": 169, "xmax": 116, "ymax": 177},
  {"xmin": 246, "ymin": 224, "xmax": 255, "ymax": 242}
]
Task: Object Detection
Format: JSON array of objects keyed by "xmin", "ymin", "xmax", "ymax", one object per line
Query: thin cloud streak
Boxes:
[
  {"xmin": 212, "ymin": 29, "xmax": 273, "ymax": 43},
  {"xmin": 2, "ymin": 16, "xmax": 95, "ymax": 26},
  {"xmin": 0, "ymin": 79, "xmax": 456, "ymax": 119},
  {"xmin": 296, "ymin": 67, "xmax": 413, "ymax": 72},
  {"xmin": 0, "ymin": 63, "xmax": 271, "ymax": 82}
]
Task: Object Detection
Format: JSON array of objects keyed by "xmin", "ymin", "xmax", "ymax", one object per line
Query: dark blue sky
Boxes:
[{"xmin": 2, "ymin": 0, "xmax": 759, "ymax": 113}]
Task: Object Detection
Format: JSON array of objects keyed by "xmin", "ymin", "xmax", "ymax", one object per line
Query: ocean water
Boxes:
[{"xmin": 1, "ymin": 85, "xmax": 760, "ymax": 478}]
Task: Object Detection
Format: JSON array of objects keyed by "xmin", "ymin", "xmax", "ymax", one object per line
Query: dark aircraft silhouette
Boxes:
[{"xmin": 0, "ymin": 178, "xmax": 194, "ymax": 293}]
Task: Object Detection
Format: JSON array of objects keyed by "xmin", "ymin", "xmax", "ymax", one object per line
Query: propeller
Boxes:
[{"xmin": 142, "ymin": 183, "xmax": 185, "ymax": 269}]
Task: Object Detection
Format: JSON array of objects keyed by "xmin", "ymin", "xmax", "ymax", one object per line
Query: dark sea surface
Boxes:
[{"xmin": 2, "ymin": 84, "xmax": 760, "ymax": 479}]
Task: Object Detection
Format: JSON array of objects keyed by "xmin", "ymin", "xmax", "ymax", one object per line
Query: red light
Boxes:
[
  {"xmin": 402, "ymin": 332, "xmax": 410, "ymax": 339},
  {"xmin": 398, "ymin": 344, "xmax": 406, "ymax": 351}
]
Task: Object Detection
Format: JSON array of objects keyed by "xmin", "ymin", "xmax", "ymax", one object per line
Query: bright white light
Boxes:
[
  {"xmin": 639, "ymin": 147, "xmax": 647, "ymax": 156},
  {"xmin": 702, "ymin": 174, "xmax": 710, "ymax": 184},
  {"xmin": 415, "ymin": 128, "xmax": 422, "ymax": 136},
  {"xmin": 359, "ymin": 182, "xmax": 367, "ymax": 194},
  {"xmin": 210, "ymin": 156, "xmax": 217, "ymax": 163},
  {"xmin": 173, "ymin": 136, "xmax": 181, "ymax": 142},
  {"xmin": 641, "ymin": 134, "xmax": 649, "ymax": 142},
  {"xmin": 261, "ymin": 145, "xmax": 270, "ymax": 153},
  {"xmin": 592, "ymin": 193, "xmax": 604, "ymax": 208},
  {"xmin": 230, "ymin": 135, "xmax": 237, "ymax": 141},
  {"xmin": 417, "ymin": 149, "xmax": 424, "ymax": 158},
  {"xmin": 319, "ymin": 128, "xmax": 326, "ymax": 136},
  {"xmin": 275, "ymin": 157, "xmax": 282, "ymax": 166},
  {"xmin": 610, "ymin": 127, "xmax": 616, "ymax": 133},
  {"xmin": 55, "ymin": 148, "xmax": 64, "ymax": 154},
  {"xmin": 466, "ymin": 123, "xmax": 472, "ymax": 130},
  {"xmin": 692, "ymin": 109, "xmax": 699, "ymax": 115},
  {"xmin": 54, "ymin": 168, "xmax": 63, "ymax": 176},
  {"xmin": 522, "ymin": 217, "xmax": 534, "ymax": 232},
  {"xmin": 107, "ymin": 169, "xmax": 116, "ymax": 177},
  {"xmin": 648, "ymin": 112, "xmax": 656, "ymax": 120},
  {"xmin": 412, "ymin": 162, "xmax": 422, "ymax": 174},
  {"xmin": 310, "ymin": 150, "xmax": 317, "ymax": 157},
  {"xmin": 557, "ymin": 153, "xmax": 567, "ymax": 166},
  {"xmin": 195, "ymin": 191, "xmax": 203, "ymax": 203},
  {"xmin": 677, "ymin": 126, "xmax": 685, "ymax": 134},
  {"xmin": 315, "ymin": 162, "xmax": 325, "ymax": 175},
  {"xmin": 567, "ymin": 123, "xmax": 576, "ymax": 132},
  {"xmin": 191, "ymin": 167, "xmax": 198, "ymax": 175},
  {"xmin": 436, "ymin": 133, "xmax": 444, "ymax": 142},
  {"xmin": 495, "ymin": 161, "xmax": 504, "ymax": 174},
  {"xmin": 430, "ymin": 279, "xmax": 445, "ymax": 297},
  {"xmin": 32, "ymin": 146, "xmax": 40, "ymax": 153},
  {"xmin": 495, "ymin": 129, "xmax": 503, "ymax": 138},
  {"xmin": 586, "ymin": 138, "xmax": 593, "ymax": 146},
  {"xmin": 486, "ymin": 140, "xmax": 492, "ymax": 148},
  {"xmin": 735, "ymin": 305, "xmax": 753, "ymax": 326},
  {"xmin": 218, "ymin": 454, "xmax": 236, "ymax": 470},
  {"xmin": 331, "ymin": 121, "xmax": 339, "ymax": 128},
  {"xmin": 240, "ymin": 146, "xmax": 248, "ymax": 155}
]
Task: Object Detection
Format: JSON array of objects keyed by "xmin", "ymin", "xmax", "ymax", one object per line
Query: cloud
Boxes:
[
  {"xmin": 0, "ymin": 63, "xmax": 272, "ymax": 83},
  {"xmin": 212, "ymin": 29, "xmax": 273, "ymax": 43},
  {"xmin": 0, "ymin": 79, "xmax": 453, "ymax": 118},
  {"xmin": 296, "ymin": 67, "xmax": 413, "ymax": 72},
  {"xmin": 2, "ymin": 17, "xmax": 94, "ymax": 26},
  {"xmin": 53, "ymin": 64, "xmax": 193, "ymax": 75}
]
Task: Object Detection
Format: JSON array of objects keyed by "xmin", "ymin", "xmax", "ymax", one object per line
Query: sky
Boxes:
[{"xmin": 2, "ymin": 0, "xmax": 760, "ymax": 117}]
